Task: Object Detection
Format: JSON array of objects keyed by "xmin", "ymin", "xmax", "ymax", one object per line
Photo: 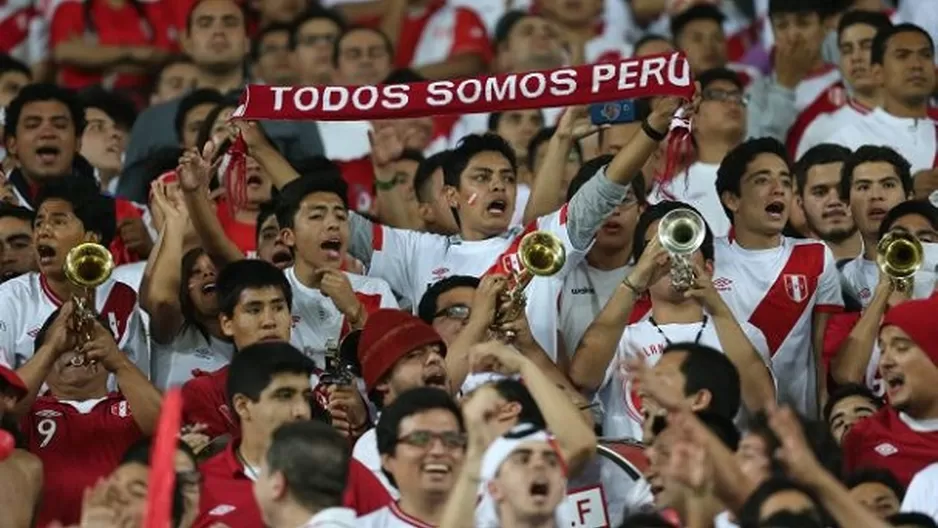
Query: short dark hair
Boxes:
[
  {"xmin": 376, "ymin": 387, "xmax": 464, "ymax": 457},
  {"xmin": 839, "ymin": 145, "xmax": 912, "ymax": 201},
  {"xmin": 194, "ymin": 101, "xmax": 238, "ymax": 152},
  {"xmin": 255, "ymin": 200, "xmax": 279, "ymax": 244},
  {"xmin": 662, "ymin": 343, "xmax": 741, "ymax": 421},
  {"xmin": 871, "ymin": 23, "xmax": 935, "ymax": 66},
  {"xmin": 887, "ymin": 512, "xmax": 938, "ymax": 528},
  {"xmin": 768, "ymin": 0, "xmax": 826, "ymax": 18},
  {"xmin": 216, "ymin": 259, "xmax": 293, "ymax": 317},
  {"xmin": 671, "ymin": 4, "xmax": 725, "ymax": 42},
  {"xmin": 251, "ymin": 22, "xmax": 292, "ymax": 61},
  {"xmin": 79, "ymin": 86, "xmax": 138, "ymax": 131},
  {"xmin": 185, "ymin": 0, "xmax": 248, "ymax": 34},
  {"xmin": 276, "ymin": 173, "xmax": 349, "ymax": 230},
  {"xmin": 383, "ymin": 68, "xmax": 425, "ymax": 85},
  {"xmin": 493, "ymin": 10, "xmax": 531, "ymax": 50},
  {"xmin": 267, "ymin": 421, "xmax": 349, "ymax": 510},
  {"xmin": 174, "ymin": 88, "xmax": 225, "ymax": 143},
  {"xmin": 632, "ymin": 201, "xmax": 714, "ymax": 264},
  {"xmin": 289, "ymin": 6, "xmax": 347, "ymax": 50},
  {"xmin": 34, "ymin": 307, "xmax": 110, "ymax": 352},
  {"xmin": 879, "ymin": 199, "xmax": 938, "ymax": 240},
  {"xmin": 794, "ymin": 143, "xmax": 852, "ymax": 196},
  {"xmin": 142, "ymin": 147, "xmax": 187, "ymax": 196},
  {"xmin": 226, "ymin": 341, "xmax": 316, "ymax": 409},
  {"xmin": 119, "ymin": 439, "xmax": 193, "ymax": 528},
  {"xmin": 654, "ymin": 410, "xmax": 739, "ymax": 450},
  {"xmin": 738, "ymin": 477, "xmax": 826, "ymax": 528},
  {"xmin": 414, "ymin": 150, "xmax": 450, "ymax": 203},
  {"xmin": 715, "ymin": 137, "xmax": 790, "ymax": 222},
  {"xmin": 398, "ymin": 148, "xmax": 424, "ymax": 166},
  {"xmin": 444, "ymin": 133, "xmax": 517, "ymax": 188},
  {"xmin": 417, "ymin": 275, "xmax": 480, "ymax": 323},
  {"xmin": 0, "ymin": 203, "xmax": 34, "ymax": 224},
  {"xmin": 0, "ymin": 54, "xmax": 31, "ymax": 80},
  {"xmin": 333, "ymin": 26, "xmax": 393, "ymax": 67},
  {"xmin": 34, "ymin": 177, "xmax": 115, "ymax": 247},
  {"xmin": 5, "ymin": 83, "xmax": 86, "ymax": 139},
  {"xmin": 566, "ymin": 154, "xmax": 645, "ymax": 205},
  {"xmin": 493, "ymin": 379, "xmax": 546, "ymax": 429},
  {"xmin": 697, "ymin": 67, "xmax": 743, "ymax": 92},
  {"xmin": 487, "ymin": 108, "xmax": 544, "ymax": 133},
  {"xmin": 837, "ymin": 9, "xmax": 892, "ymax": 44},
  {"xmin": 633, "ymin": 34, "xmax": 671, "ymax": 56},
  {"xmin": 845, "ymin": 467, "xmax": 906, "ymax": 502},
  {"xmin": 617, "ymin": 513, "xmax": 676, "ymax": 528},
  {"xmin": 822, "ymin": 383, "xmax": 883, "ymax": 423}
]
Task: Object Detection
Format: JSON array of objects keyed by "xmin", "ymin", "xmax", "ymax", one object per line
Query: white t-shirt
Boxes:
[
  {"xmin": 367, "ymin": 205, "xmax": 585, "ymax": 361},
  {"xmin": 0, "ymin": 273, "xmax": 149, "ymax": 375},
  {"xmin": 839, "ymin": 252, "xmax": 938, "ymax": 310},
  {"xmin": 357, "ymin": 503, "xmax": 429, "ymax": 528},
  {"xmin": 151, "ymin": 326, "xmax": 234, "ymax": 390},
  {"xmin": 352, "ymin": 427, "xmax": 399, "ymax": 499},
  {"xmin": 797, "ymin": 99, "xmax": 871, "ymax": 160},
  {"xmin": 902, "ymin": 462, "xmax": 938, "ymax": 522},
  {"xmin": 286, "ymin": 267, "xmax": 398, "ymax": 367},
  {"xmin": 646, "ymin": 162, "xmax": 731, "ymax": 238},
  {"xmin": 559, "ymin": 262, "xmax": 632, "ymax": 357},
  {"xmin": 110, "ymin": 261, "xmax": 146, "ymax": 291},
  {"xmin": 827, "ymin": 108, "xmax": 938, "ymax": 173},
  {"xmin": 319, "ymin": 121, "xmax": 371, "ymax": 161},
  {"xmin": 598, "ymin": 318, "xmax": 771, "ymax": 441},
  {"xmin": 712, "ymin": 237, "xmax": 844, "ymax": 417}
]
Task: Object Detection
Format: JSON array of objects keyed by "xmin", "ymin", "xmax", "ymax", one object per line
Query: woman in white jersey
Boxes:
[{"xmin": 570, "ymin": 201, "xmax": 776, "ymax": 441}]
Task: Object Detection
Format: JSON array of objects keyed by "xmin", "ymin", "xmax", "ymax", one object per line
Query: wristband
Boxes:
[
  {"xmin": 641, "ymin": 119, "xmax": 668, "ymax": 142},
  {"xmin": 621, "ymin": 276, "xmax": 645, "ymax": 296},
  {"xmin": 374, "ymin": 178, "xmax": 397, "ymax": 191}
]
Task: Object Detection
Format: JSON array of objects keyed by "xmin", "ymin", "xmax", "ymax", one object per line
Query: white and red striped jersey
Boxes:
[
  {"xmin": 0, "ymin": 0, "xmax": 48, "ymax": 68},
  {"xmin": 0, "ymin": 273, "xmax": 148, "ymax": 374},
  {"xmin": 286, "ymin": 268, "xmax": 397, "ymax": 367},
  {"xmin": 598, "ymin": 317, "xmax": 770, "ymax": 441},
  {"xmin": 827, "ymin": 108, "xmax": 938, "ymax": 173},
  {"xmin": 795, "ymin": 98, "xmax": 872, "ymax": 160},
  {"xmin": 793, "ymin": 66, "xmax": 842, "ymax": 113},
  {"xmin": 401, "ymin": 1, "xmax": 491, "ymax": 70},
  {"xmin": 712, "ymin": 237, "xmax": 843, "ymax": 417},
  {"xmin": 368, "ymin": 205, "xmax": 585, "ymax": 361},
  {"xmin": 786, "ymin": 81, "xmax": 848, "ymax": 159},
  {"xmin": 728, "ymin": 62, "xmax": 762, "ymax": 89},
  {"xmin": 358, "ymin": 502, "xmax": 435, "ymax": 528}
]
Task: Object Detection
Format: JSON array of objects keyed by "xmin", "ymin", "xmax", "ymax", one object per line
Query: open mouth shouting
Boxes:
[
  {"xmin": 883, "ymin": 371, "xmax": 905, "ymax": 399},
  {"xmin": 320, "ymin": 238, "xmax": 342, "ymax": 260},
  {"xmin": 200, "ymin": 282, "xmax": 216, "ymax": 295},
  {"xmin": 486, "ymin": 199, "xmax": 508, "ymax": 217},
  {"xmin": 35, "ymin": 146, "xmax": 61, "ymax": 166},
  {"xmin": 765, "ymin": 200, "xmax": 786, "ymax": 222},
  {"xmin": 36, "ymin": 244, "xmax": 57, "ymax": 267},
  {"xmin": 270, "ymin": 249, "xmax": 293, "ymax": 268},
  {"xmin": 423, "ymin": 369, "xmax": 448, "ymax": 389},
  {"xmin": 528, "ymin": 479, "xmax": 552, "ymax": 503},
  {"xmin": 246, "ymin": 172, "xmax": 265, "ymax": 188}
]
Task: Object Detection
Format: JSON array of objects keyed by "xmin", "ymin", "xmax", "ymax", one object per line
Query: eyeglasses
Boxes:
[
  {"xmin": 702, "ymin": 88, "xmax": 748, "ymax": 106},
  {"xmin": 398, "ymin": 430, "xmax": 467, "ymax": 449},
  {"xmin": 434, "ymin": 304, "xmax": 471, "ymax": 321}
]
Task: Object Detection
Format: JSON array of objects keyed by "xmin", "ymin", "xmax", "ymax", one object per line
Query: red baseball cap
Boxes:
[{"xmin": 0, "ymin": 364, "xmax": 27, "ymax": 401}]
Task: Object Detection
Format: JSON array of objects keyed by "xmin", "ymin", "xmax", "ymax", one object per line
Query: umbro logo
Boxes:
[
  {"xmin": 712, "ymin": 277, "xmax": 733, "ymax": 291},
  {"xmin": 209, "ymin": 504, "xmax": 236, "ymax": 516},
  {"xmin": 35, "ymin": 410, "xmax": 61, "ymax": 418},
  {"xmin": 874, "ymin": 443, "xmax": 898, "ymax": 457}
]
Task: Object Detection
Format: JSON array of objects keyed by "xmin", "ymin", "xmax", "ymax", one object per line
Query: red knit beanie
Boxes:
[
  {"xmin": 880, "ymin": 297, "xmax": 938, "ymax": 365},
  {"xmin": 358, "ymin": 309, "xmax": 445, "ymax": 390}
]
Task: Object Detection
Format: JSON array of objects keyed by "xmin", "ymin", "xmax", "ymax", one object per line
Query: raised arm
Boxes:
[
  {"xmin": 139, "ymin": 182, "xmax": 189, "ymax": 344},
  {"xmin": 13, "ymin": 307, "xmax": 74, "ymax": 417},
  {"xmin": 831, "ymin": 276, "xmax": 894, "ymax": 386}
]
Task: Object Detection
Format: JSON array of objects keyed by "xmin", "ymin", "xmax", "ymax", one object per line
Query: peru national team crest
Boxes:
[{"xmin": 784, "ymin": 274, "xmax": 809, "ymax": 303}]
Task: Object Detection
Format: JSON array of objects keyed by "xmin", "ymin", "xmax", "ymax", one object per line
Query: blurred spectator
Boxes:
[
  {"xmin": 175, "ymin": 88, "xmax": 226, "ymax": 149},
  {"xmin": 78, "ymin": 87, "xmax": 138, "ymax": 195},
  {"xmin": 150, "ymin": 55, "xmax": 199, "ymax": 106},
  {"xmin": 671, "ymin": 5, "xmax": 762, "ymax": 85},
  {"xmin": 488, "ymin": 109, "xmax": 544, "ymax": 176},
  {"xmin": 334, "ymin": 26, "xmax": 394, "ymax": 86},
  {"xmin": 413, "ymin": 150, "xmax": 458, "ymax": 235},
  {"xmin": 0, "ymin": 203, "xmax": 34, "ymax": 283},
  {"xmin": 0, "ymin": 0, "xmax": 50, "ymax": 81},
  {"xmin": 0, "ymin": 54, "xmax": 31, "ymax": 108},
  {"xmin": 290, "ymin": 6, "xmax": 346, "ymax": 86},
  {"xmin": 845, "ymin": 468, "xmax": 905, "ymax": 519},
  {"xmin": 540, "ymin": 0, "xmax": 631, "ymax": 64},
  {"xmin": 251, "ymin": 22, "xmax": 296, "ymax": 85}
]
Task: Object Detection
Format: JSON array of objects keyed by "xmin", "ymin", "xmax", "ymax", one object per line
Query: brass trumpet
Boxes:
[
  {"xmin": 492, "ymin": 231, "xmax": 566, "ymax": 340},
  {"xmin": 64, "ymin": 242, "xmax": 114, "ymax": 366},
  {"xmin": 658, "ymin": 208, "xmax": 706, "ymax": 292},
  {"xmin": 877, "ymin": 230, "xmax": 923, "ymax": 293}
]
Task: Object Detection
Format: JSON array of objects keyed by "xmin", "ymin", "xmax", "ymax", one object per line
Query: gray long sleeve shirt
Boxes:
[{"xmin": 745, "ymin": 75, "xmax": 798, "ymax": 142}]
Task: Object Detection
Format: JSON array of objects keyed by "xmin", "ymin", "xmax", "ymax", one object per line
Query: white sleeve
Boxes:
[
  {"xmin": 901, "ymin": 463, "xmax": 938, "ymax": 521},
  {"xmin": 796, "ymin": 114, "xmax": 832, "ymax": 160},
  {"xmin": 816, "ymin": 245, "xmax": 845, "ymax": 310},
  {"xmin": 598, "ymin": 330, "xmax": 630, "ymax": 392},
  {"xmin": 0, "ymin": 299, "xmax": 15, "ymax": 368},
  {"xmin": 119, "ymin": 308, "xmax": 151, "ymax": 379},
  {"xmin": 367, "ymin": 225, "xmax": 433, "ymax": 307},
  {"xmin": 741, "ymin": 322, "xmax": 778, "ymax": 390},
  {"xmin": 375, "ymin": 279, "xmax": 399, "ymax": 309}
]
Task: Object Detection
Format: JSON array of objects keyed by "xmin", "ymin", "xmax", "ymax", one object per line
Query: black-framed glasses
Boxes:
[
  {"xmin": 434, "ymin": 304, "xmax": 471, "ymax": 321},
  {"xmin": 702, "ymin": 88, "xmax": 748, "ymax": 106},
  {"xmin": 398, "ymin": 430, "xmax": 467, "ymax": 449}
]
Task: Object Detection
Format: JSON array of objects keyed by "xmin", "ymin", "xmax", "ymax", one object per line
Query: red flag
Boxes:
[{"xmin": 145, "ymin": 388, "xmax": 183, "ymax": 528}]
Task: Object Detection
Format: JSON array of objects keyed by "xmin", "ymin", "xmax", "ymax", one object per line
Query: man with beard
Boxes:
[
  {"xmin": 12, "ymin": 307, "xmax": 161, "ymax": 527},
  {"xmin": 362, "ymin": 387, "xmax": 466, "ymax": 527},
  {"xmin": 0, "ymin": 364, "xmax": 42, "ymax": 528},
  {"xmin": 353, "ymin": 309, "xmax": 451, "ymax": 496},
  {"xmin": 0, "ymin": 204, "xmax": 34, "ymax": 283},
  {"xmin": 793, "ymin": 144, "xmax": 862, "ymax": 261},
  {"xmin": 843, "ymin": 295, "xmax": 938, "ymax": 486}
]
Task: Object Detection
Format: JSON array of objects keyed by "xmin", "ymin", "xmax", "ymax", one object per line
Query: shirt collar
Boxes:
[
  {"xmin": 447, "ymin": 225, "xmax": 523, "ymax": 245},
  {"xmin": 301, "ymin": 507, "xmax": 357, "ymax": 527}
]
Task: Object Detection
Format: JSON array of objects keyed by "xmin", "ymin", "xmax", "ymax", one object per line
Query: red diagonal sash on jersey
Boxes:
[
  {"xmin": 748, "ymin": 244, "xmax": 826, "ymax": 356},
  {"xmin": 340, "ymin": 292, "xmax": 383, "ymax": 337},
  {"xmin": 482, "ymin": 222, "xmax": 540, "ymax": 277}
]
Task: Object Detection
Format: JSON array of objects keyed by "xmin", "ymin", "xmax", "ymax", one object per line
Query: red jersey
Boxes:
[
  {"xmin": 215, "ymin": 199, "xmax": 257, "ymax": 258},
  {"xmin": 195, "ymin": 441, "xmax": 394, "ymax": 527},
  {"xmin": 49, "ymin": 0, "xmax": 174, "ymax": 91},
  {"xmin": 335, "ymin": 157, "xmax": 375, "ymax": 215},
  {"xmin": 181, "ymin": 366, "xmax": 236, "ymax": 441},
  {"xmin": 22, "ymin": 393, "xmax": 144, "ymax": 527},
  {"xmin": 843, "ymin": 406, "xmax": 938, "ymax": 486}
]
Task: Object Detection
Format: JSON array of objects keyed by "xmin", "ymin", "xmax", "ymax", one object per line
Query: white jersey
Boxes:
[
  {"xmin": 712, "ymin": 237, "xmax": 844, "ymax": 417},
  {"xmin": 352, "ymin": 427, "xmax": 399, "ymax": 499},
  {"xmin": 286, "ymin": 268, "xmax": 398, "ymax": 368},
  {"xmin": 902, "ymin": 463, "xmax": 938, "ymax": 522},
  {"xmin": 559, "ymin": 262, "xmax": 631, "ymax": 357},
  {"xmin": 0, "ymin": 0, "xmax": 48, "ymax": 67},
  {"xmin": 319, "ymin": 121, "xmax": 371, "ymax": 161},
  {"xmin": 368, "ymin": 206, "xmax": 584, "ymax": 361},
  {"xmin": 827, "ymin": 108, "xmax": 938, "ymax": 173},
  {"xmin": 0, "ymin": 273, "xmax": 148, "ymax": 375},
  {"xmin": 598, "ymin": 318, "xmax": 770, "ymax": 441},
  {"xmin": 151, "ymin": 326, "xmax": 234, "ymax": 390},
  {"xmin": 794, "ymin": 66, "xmax": 843, "ymax": 113},
  {"xmin": 647, "ymin": 162, "xmax": 731, "ymax": 238},
  {"xmin": 839, "ymin": 253, "xmax": 938, "ymax": 309},
  {"xmin": 796, "ymin": 99, "xmax": 871, "ymax": 160},
  {"xmin": 110, "ymin": 261, "xmax": 146, "ymax": 291},
  {"xmin": 357, "ymin": 503, "xmax": 432, "ymax": 528}
]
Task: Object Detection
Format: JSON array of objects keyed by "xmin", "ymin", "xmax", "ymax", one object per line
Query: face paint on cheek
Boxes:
[{"xmin": 468, "ymin": 193, "xmax": 478, "ymax": 206}]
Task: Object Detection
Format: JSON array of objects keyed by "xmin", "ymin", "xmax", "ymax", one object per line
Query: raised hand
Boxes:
[
  {"xmin": 316, "ymin": 270, "xmax": 364, "ymax": 323},
  {"xmin": 469, "ymin": 340, "xmax": 528, "ymax": 375},
  {"xmin": 150, "ymin": 180, "xmax": 189, "ymax": 229},
  {"xmin": 369, "ymin": 123, "xmax": 404, "ymax": 174},
  {"xmin": 177, "ymin": 144, "xmax": 218, "ymax": 193}
]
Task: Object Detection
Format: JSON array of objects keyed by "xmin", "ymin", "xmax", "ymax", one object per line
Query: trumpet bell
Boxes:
[
  {"xmin": 658, "ymin": 208, "xmax": 706, "ymax": 255},
  {"xmin": 518, "ymin": 231, "xmax": 566, "ymax": 276},
  {"xmin": 877, "ymin": 230, "xmax": 923, "ymax": 280},
  {"xmin": 64, "ymin": 242, "xmax": 115, "ymax": 289}
]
